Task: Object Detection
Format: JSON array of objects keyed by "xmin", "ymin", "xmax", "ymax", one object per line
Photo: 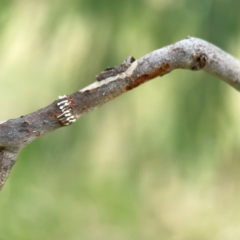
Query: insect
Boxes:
[
  {"xmin": 57, "ymin": 95, "xmax": 76, "ymax": 126},
  {"xmin": 96, "ymin": 56, "xmax": 135, "ymax": 81}
]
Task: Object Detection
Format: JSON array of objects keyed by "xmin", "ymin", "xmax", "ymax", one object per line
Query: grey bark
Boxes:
[{"xmin": 1, "ymin": 37, "xmax": 240, "ymax": 190}]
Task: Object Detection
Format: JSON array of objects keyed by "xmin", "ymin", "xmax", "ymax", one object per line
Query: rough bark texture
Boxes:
[{"xmin": 1, "ymin": 37, "xmax": 240, "ymax": 190}]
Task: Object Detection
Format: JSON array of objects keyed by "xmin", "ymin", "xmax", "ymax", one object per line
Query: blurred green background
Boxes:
[{"xmin": 1, "ymin": 0, "xmax": 240, "ymax": 239}]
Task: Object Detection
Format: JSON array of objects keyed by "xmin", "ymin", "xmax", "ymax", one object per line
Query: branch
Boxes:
[{"xmin": 1, "ymin": 37, "xmax": 240, "ymax": 190}]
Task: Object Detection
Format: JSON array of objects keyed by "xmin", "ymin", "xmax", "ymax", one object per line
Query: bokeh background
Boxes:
[{"xmin": 1, "ymin": 0, "xmax": 240, "ymax": 239}]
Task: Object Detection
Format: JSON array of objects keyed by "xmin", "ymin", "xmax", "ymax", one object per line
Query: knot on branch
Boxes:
[{"xmin": 191, "ymin": 51, "xmax": 207, "ymax": 70}]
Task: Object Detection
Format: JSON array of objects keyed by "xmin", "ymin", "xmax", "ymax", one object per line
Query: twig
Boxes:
[{"xmin": 1, "ymin": 37, "xmax": 240, "ymax": 190}]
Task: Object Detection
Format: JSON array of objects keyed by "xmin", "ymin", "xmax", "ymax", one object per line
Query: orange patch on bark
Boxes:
[{"xmin": 125, "ymin": 63, "xmax": 170, "ymax": 91}]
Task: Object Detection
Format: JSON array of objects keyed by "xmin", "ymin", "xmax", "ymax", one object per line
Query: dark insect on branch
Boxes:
[{"xmin": 96, "ymin": 56, "xmax": 135, "ymax": 81}]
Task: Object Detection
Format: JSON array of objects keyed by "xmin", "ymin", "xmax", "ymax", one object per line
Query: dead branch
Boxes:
[{"xmin": 1, "ymin": 36, "xmax": 240, "ymax": 190}]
